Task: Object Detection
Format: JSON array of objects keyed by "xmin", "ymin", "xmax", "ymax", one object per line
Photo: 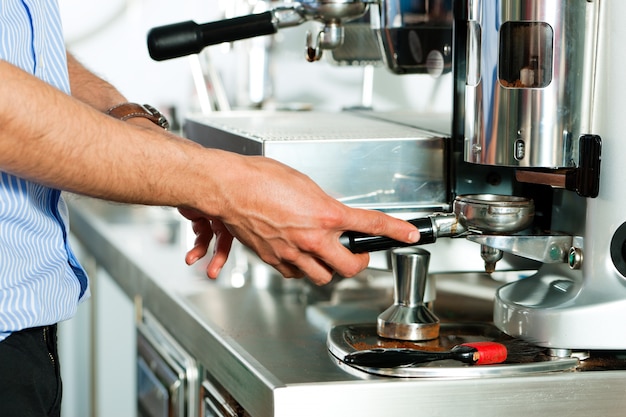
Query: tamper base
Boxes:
[{"xmin": 377, "ymin": 304, "xmax": 440, "ymax": 341}]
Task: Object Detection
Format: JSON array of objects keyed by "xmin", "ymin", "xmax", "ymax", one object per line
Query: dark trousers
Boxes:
[{"xmin": 0, "ymin": 325, "xmax": 62, "ymax": 417}]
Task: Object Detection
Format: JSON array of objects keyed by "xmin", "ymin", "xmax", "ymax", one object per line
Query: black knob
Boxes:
[{"xmin": 147, "ymin": 12, "xmax": 277, "ymax": 61}]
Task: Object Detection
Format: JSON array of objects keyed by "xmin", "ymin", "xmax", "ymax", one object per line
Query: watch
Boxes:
[{"xmin": 106, "ymin": 102, "xmax": 170, "ymax": 130}]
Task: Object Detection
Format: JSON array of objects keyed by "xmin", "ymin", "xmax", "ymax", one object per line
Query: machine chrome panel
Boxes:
[
  {"xmin": 185, "ymin": 111, "xmax": 448, "ymax": 213},
  {"xmin": 464, "ymin": 0, "xmax": 598, "ymax": 167}
]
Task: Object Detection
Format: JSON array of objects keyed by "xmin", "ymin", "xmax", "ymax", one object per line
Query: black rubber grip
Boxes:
[
  {"xmin": 339, "ymin": 217, "xmax": 437, "ymax": 253},
  {"xmin": 147, "ymin": 11, "xmax": 276, "ymax": 61}
]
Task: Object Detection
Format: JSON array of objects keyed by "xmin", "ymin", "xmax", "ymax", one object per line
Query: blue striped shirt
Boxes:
[{"xmin": 0, "ymin": 0, "xmax": 88, "ymax": 342}]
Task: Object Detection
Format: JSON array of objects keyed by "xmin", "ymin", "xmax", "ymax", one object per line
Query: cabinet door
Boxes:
[
  {"xmin": 60, "ymin": 235, "xmax": 137, "ymax": 417},
  {"xmin": 93, "ymin": 267, "xmax": 137, "ymax": 417}
]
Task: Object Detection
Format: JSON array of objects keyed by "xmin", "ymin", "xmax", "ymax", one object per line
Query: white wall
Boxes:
[{"xmin": 60, "ymin": 0, "xmax": 214, "ymax": 117}]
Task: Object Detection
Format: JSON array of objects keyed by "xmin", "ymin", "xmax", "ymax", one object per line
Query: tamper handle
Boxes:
[{"xmin": 339, "ymin": 217, "xmax": 436, "ymax": 253}]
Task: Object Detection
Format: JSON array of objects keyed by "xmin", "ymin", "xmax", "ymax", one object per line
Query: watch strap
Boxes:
[{"xmin": 106, "ymin": 103, "xmax": 170, "ymax": 130}]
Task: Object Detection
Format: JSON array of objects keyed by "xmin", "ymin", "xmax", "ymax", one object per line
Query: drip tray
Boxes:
[{"xmin": 327, "ymin": 323, "xmax": 579, "ymax": 378}]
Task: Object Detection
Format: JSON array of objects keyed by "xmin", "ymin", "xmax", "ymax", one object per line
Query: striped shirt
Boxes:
[{"xmin": 0, "ymin": 0, "xmax": 88, "ymax": 342}]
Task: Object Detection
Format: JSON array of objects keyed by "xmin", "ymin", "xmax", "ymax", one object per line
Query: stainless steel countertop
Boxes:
[{"xmin": 68, "ymin": 197, "xmax": 626, "ymax": 417}]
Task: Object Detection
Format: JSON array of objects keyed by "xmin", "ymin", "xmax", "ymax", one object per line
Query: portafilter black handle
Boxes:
[
  {"xmin": 339, "ymin": 217, "xmax": 437, "ymax": 253},
  {"xmin": 147, "ymin": 11, "xmax": 277, "ymax": 61}
]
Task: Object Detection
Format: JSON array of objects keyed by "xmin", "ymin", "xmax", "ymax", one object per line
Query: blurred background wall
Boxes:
[{"xmin": 60, "ymin": 0, "xmax": 452, "ymax": 123}]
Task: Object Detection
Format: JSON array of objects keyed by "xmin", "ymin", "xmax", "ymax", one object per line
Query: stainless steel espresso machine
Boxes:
[{"xmin": 148, "ymin": 0, "xmax": 626, "ymax": 379}]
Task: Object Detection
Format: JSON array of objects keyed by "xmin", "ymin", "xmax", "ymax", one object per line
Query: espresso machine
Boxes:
[{"xmin": 148, "ymin": 0, "xmax": 626, "ymax": 363}]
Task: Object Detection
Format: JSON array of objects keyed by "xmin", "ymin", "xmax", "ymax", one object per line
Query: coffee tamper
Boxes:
[{"xmin": 377, "ymin": 247, "xmax": 440, "ymax": 341}]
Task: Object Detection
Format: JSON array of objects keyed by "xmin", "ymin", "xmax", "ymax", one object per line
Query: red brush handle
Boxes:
[{"xmin": 462, "ymin": 341, "xmax": 508, "ymax": 365}]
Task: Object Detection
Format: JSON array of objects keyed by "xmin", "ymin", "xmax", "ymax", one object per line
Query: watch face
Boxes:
[{"xmin": 143, "ymin": 104, "xmax": 170, "ymax": 130}]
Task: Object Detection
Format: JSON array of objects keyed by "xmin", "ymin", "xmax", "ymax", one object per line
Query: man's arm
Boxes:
[
  {"xmin": 66, "ymin": 53, "xmax": 126, "ymax": 111},
  {"xmin": 0, "ymin": 58, "xmax": 418, "ymax": 284}
]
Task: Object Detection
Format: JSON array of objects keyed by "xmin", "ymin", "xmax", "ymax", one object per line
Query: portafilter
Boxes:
[{"xmin": 339, "ymin": 194, "xmax": 535, "ymax": 253}]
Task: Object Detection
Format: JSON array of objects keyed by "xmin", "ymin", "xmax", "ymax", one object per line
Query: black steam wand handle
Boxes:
[
  {"xmin": 147, "ymin": 11, "xmax": 277, "ymax": 61},
  {"xmin": 339, "ymin": 217, "xmax": 437, "ymax": 253}
]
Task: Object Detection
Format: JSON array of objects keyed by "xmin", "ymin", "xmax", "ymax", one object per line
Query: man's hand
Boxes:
[{"xmin": 181, "ymin": 153, "xmax": 420, "ymax": 285}]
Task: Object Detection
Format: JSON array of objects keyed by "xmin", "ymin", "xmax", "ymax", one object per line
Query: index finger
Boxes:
[{"xmin": 340, "ymin": 207, "xmax": 420, "ymax": 245}]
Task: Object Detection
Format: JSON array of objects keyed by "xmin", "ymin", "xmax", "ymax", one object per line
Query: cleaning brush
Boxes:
[{"xmin": 343, "ymin": 341, "xmax": 509, "ymax": 368}]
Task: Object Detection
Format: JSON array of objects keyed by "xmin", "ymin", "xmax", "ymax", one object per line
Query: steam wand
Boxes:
[{"xmin": 147, "ymin": 2, "xmax": 373, "ymax": 62}]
